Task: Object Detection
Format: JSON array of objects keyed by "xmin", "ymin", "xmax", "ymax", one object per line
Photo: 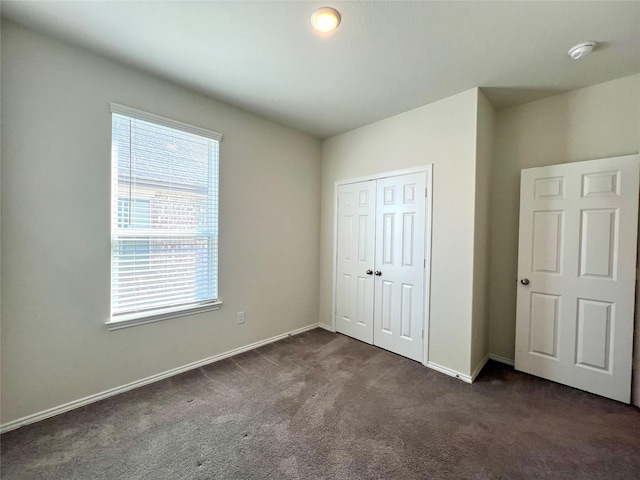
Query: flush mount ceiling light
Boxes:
[
  {"xmin": 310, "ymin": 7, "xmax": 341, "ymax": 32},
  {"xmin": 568, "ymin": 41, "xmax": 596, "ymax": 60}
]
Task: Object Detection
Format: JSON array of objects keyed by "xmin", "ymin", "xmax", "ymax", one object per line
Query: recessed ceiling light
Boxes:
[
  {"xmin": 568, "ymin": 41, "xmax": 596, "ymax": 60},
  {"xmin": 310, "ymin": 7, "xmax": 341, "ymax": 32}
]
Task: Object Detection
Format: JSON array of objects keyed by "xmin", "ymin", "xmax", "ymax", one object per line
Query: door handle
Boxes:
[
  {"xmin": 520, "ymin": 278, "xmax": 530, "ymax": 285},
  {"xmin": 374, "ymin": 271, "xmax": 382, "ymax": 276},
  {"xmin": 366, "ymin": 269, "xmax": 373, "ymax": 275}
]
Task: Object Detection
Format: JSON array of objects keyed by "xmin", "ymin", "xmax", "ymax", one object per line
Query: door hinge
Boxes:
[
  {"xmin": 423, "ymin": 259, "xmax": 426, "ymax": 268},
  {"xmin": 422, "ymin": 329, "xmax": 424, "ymax": 339},
  {"xmin": 425, "ymin": 187, "xmax": 428, "ymax": 197}
]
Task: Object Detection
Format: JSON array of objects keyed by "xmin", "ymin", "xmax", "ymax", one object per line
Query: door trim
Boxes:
[{"xmin": 331, "ymin": 165, "xmax": 433, "ymax": 365}]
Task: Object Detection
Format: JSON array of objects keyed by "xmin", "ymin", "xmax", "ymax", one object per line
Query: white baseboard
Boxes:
[
  {"xmin": 317, "ymin": 323, "xmax": 335, "ymax": 332},
  {"xmin": 426, "ymin": 361, "xmax": 473, "ymax": 384},
  {"xmin": 471, "ymin": 354, "xmax": 490, "ymax": 382},
  {"xmin": 427, "ymin": 355, "xmax": 489, "ymax": 384},
  {"xmin": 0, "ymin": 323, "xmax": 322, "ymax": 434},
  {"xmin": 488, "ymin": 353, "xmax": 515, "ymax": 366}
]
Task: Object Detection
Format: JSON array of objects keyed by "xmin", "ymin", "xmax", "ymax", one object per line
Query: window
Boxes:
[{"xmin": 109, "ymin": 103, "xmax": 222, "ymax": 329}]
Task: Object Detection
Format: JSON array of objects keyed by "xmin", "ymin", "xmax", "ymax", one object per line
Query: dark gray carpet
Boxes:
[{"xmin": 2, "ymin": 328, "xmax": 639, "ymax": 479}]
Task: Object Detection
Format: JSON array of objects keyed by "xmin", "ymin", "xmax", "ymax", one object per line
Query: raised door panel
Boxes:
[
  {"xmin": 575, "ymin": 299, "xmax": 613, "ymax": 373},
  {"xmin": 531, "ymin": 210, "xmax": 564, "ymax": 274},
  {"xmin": 528, "ymin": 292, "xmax": 560, "ymax": 359},
  {"xmin": 578, "ymin": 209, "xmax": 617, "ymax": 279}
]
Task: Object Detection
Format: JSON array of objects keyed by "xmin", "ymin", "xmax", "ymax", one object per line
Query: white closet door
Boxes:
[
  {"xmin": 335, "ymin": 181, "xmax": 377, "ymax": 344},
  {"xmin": 373, "ymin": 173, "xmax": 426, "ymax": 362},
  {"xmin": 515, "ymin": 155, "xmax": 639, "ymax": 403}
]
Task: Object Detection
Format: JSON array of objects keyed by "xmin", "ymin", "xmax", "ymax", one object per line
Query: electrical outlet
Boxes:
[{"xmin": 237, "ymin": 311, "xmax": 245, "ymax": 324}]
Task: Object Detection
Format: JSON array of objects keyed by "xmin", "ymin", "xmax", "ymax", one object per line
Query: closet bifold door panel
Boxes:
[
  {"xmin": 335, "ymin": 170, "xmax": 428, "ymax": 362},
  {"xmin": 335, "ymin": 180, "xmax": 377, "ymax": 344},
  {"xmin": 373, "ymin": 173, "xmax": 426, "ymax": 362}
]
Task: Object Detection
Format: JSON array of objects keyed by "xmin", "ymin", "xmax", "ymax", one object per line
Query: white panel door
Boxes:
[
  {"xmin": 515, "ymin": 155, "xmax": 640, "ymax": 403},
  {"xmin": 373, "ymin": 173, "xmax": 426, "ymax": 362},
  {"xmin": 335, "ymin": 181, "xmax": 376, "ymax": 344}
]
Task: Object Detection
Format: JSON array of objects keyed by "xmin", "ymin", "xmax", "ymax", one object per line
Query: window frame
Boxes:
[{"xmin": 106, "ymin": 103, "xmax": 223, "ymax": 331}]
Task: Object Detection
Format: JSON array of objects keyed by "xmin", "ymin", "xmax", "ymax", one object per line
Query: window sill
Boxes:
[{"xmin": 106, "ymin": 301, "xmax": 223, "ymax": 331}]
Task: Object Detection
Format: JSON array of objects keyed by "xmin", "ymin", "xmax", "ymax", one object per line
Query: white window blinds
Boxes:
[{"xmin": 110, "ymin": 104, "xmax": 221, "ymax": 321}]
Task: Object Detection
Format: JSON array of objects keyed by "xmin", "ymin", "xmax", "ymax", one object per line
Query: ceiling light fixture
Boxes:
[
  {"xmin": 568, "ymin": 41, "xmax": 596, "ymax": 60},
  {"xmin": 310, "ymin": 7, "xmax": 341, "ymax": 32}
]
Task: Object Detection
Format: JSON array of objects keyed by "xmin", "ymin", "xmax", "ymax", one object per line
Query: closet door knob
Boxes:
[
  {"xmin": 366, "ymin": 270, "xmax": 373, "ymax": 275},
  {"xmin": 520, "ymin": 278, "xmax": 530, "ymax": 285},
  {"xmin": 374, "ymin": 271, "xmax": 382, "ymax": 276}
]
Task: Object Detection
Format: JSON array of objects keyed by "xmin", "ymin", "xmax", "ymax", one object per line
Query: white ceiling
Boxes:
[{"xmin": 2, "ymin": 1, "xmax": 639, "ymax": 139}]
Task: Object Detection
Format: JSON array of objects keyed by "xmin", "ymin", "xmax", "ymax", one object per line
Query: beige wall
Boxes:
[
  {"xmin": 488, "ymin": 74, "xmax": 640, "ymax": 364},
  {"xmin": 470, "ymin": 90, "xmax": 495, "ymax": 373},
  {"xmin": 1, "ymin": 21, "xmax": 322, "ymax": 424},
  {"xmin": 320, "ymin": 89, "xmax": 479, "ymax": 376}
]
